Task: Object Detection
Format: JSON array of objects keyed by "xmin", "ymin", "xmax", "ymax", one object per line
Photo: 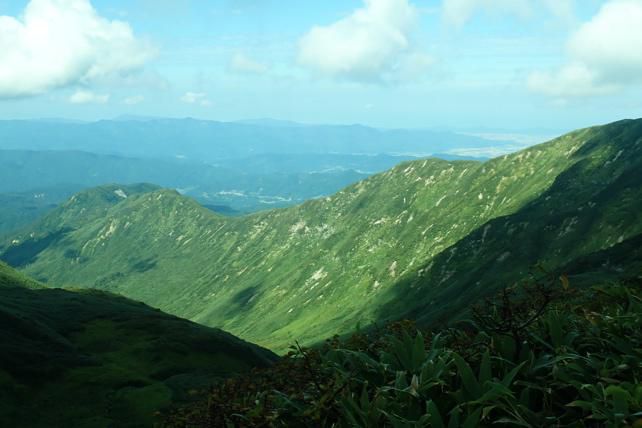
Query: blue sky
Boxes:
[{"xmin": 0, "ymin": 0, "xmax": 641, "ymax": 131}]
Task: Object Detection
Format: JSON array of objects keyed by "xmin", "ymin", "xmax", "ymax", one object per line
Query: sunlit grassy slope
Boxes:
[
  {"xmin": 0, "ymin": 262, "xmax": 276, "ymax": 427},
  {"xmin": 3, "ymin": 119, "xmax": 641, "ymax": 351}
]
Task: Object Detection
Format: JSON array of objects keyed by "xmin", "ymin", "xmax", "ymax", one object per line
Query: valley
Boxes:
[
  {"xmin": 2, "ymin": 0, "xmax": 641, "ymax": 424},
  {"xmin": 3, "ymin": 119, "xmax": 641, "ymax": 352}
]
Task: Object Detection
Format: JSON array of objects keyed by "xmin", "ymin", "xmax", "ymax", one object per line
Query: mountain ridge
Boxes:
[{"xmin": 3, "ymin": 119, "xmax": 641, "ymax": 351}]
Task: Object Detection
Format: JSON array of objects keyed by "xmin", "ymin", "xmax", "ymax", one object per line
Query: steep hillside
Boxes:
[
  {"xmin": 3, "ymin": 119, "xmax": 641, "ymax": 351},
  {"xmin": 0, "ymin": 261, "xmax": 42, "ymax": 289},
  {"xmin": 0, "ymin": 183, "xmax": 160, "ymax": 268},
  {"xmin": 0, "ymin": 262, "xmax": 276, "ymax": 427},
  {"xmin": 0, "ymin": 186, "xmax": 84, "ymax": 238}
]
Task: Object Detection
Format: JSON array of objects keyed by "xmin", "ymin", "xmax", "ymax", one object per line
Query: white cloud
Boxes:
[
  {"xmin": 442, "ymin": 0, "xmax": 575, "ymax": 27},
  {"xmin": 542, "ymin": 0, "xmax": 575, "ymax": 23},
  {"xmin": 297, "ymin": 0, "xmax": 432, "ymax": 83},
  {"xmin": 229, "ymin": 53, "xmax": 269, "ymax": 74},
  {"xmin": 443, "ymin": 0, "xmax": 531, "ymax": 27},
  {"xmin": 528, "ymin": 64, "xmax": 617, "ymax": 97},
  {"xmin": 528, "ymin": 0, "xmax": 642, "ymax": 98},
  {"xmin": 123, "ymin": 95, "xmax": 144, "ymax": 105},
  {"xmin": 180, "ymin": 92, "xmax": 212, "ymax": 106},
  {"xmin": 0, "ymin": 0, "xmax": 155, "ymax": 99},
  {"xmin": 69, "ymin": 90, "xmax": 110, "ymax": 104}
]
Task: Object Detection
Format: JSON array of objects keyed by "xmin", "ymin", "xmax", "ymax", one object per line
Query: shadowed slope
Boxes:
[{"xmin": 0, "ymin": 262, "xmax": 276, "ymax": 427}]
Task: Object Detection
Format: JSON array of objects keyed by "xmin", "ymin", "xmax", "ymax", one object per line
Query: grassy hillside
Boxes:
[
  {"xmin": 3, "ymin": 119, "xmax": 641, "ymax": 351},
  {"xmin": 0, "ymin": 261, "xmax": 42, "ymax": 289},
  {"xmin": 0, "ymin": 262, "xmax": 277, "ymax": 427},
  {"xmin": 0, "ymin": 186, "xmax": 84, "ymax": 238}
]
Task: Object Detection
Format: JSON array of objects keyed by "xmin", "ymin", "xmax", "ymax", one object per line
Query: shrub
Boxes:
[{"xmin": 163, "ymin": 277, "xmax": 642, "ymax": 427}]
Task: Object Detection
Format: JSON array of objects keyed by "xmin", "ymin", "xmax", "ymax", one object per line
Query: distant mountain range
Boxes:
[
  {"xmin": 0, "ymin": 118, "xmax": 511, "ymax": 161},
  {"xmin": 3, "ymin": 119, "xmax": 640, "ymax": 352},
  {"xmin": 0, "ymin": 150, "xmax": 412, "ymax": 233},
  {"xmin": 0, "ymin": 143, "xmax": 487, "ymax": 235},
  {"xmin": 0, "ymin": 118, "xmax": 497, "ymax": 234}
]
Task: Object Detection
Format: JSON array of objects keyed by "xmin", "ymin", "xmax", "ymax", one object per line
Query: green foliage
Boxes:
[{"xmin": 165, "ymin": 278, "xmax": 642, "ymax": 427}]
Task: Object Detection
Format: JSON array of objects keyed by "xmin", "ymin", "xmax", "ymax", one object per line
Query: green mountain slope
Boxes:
[
  {"xmin": 0, "ymin": 262, "xmax": 276, "ymax": 427},
  {"xmin": 3, "ymin": 119, "xmax": 641, "ymax": 351},
  {"xmin": 0, "ymin": 261, "xmax": 42, "ymax": 289},
  {"xmin": 0, "ymin": 183, "xmax": 160, "ymax": 268},
  {"xmin": 0, "ymin": 186, "xmax": 85, "ymax": 238}
]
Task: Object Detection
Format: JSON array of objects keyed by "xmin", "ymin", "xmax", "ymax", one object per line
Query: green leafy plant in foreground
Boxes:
[{"xmin": 164, "ymin": 275, "xmax": 642, "ymax": 427}]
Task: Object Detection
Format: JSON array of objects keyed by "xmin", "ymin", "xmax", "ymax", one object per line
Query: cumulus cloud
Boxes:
[
  {"xmin": 69, "ymin": 90, "xmax": 110, "ymax": 104},
  {"xmin": 297, "ymin": 0, "xmax": 432, "ymax": 83},
  {"xmin": 443, "ymin": 0, "xmax": 531, "ymax": 27},
  {"xmin": 180, "ymin": 92, "xmax": 211, "ymax": 106},
  {"xmin": 123, "ymin": 95, "xmax": 144, "ymax": 105},
  {"xmin": 528, "ymin": 0, "xmax": 642, "ymax": 97},
  {"xmin": 442, "ymin": 0, "xmax": 575, "ymax": 27},
  {"xmin": 229, "ymin": 53, "xmax": 269, "ymax": 74},
  {"xmin": 542, "ymin": 0, "xmax": 575, "ymax": 23},
  {"xmin": 0, "ymin": 0, "xmax": 154, "ymax": 98}
]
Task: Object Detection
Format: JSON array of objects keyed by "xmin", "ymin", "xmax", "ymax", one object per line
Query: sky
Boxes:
[{"xmin": 0, "ymin": 0, "xmax": 641, "ymax": 131}]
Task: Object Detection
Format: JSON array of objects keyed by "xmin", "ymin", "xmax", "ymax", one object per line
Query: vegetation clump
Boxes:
[{"xmin": 164, "ymin": 276, "xmax": 642, "ymax": 427}]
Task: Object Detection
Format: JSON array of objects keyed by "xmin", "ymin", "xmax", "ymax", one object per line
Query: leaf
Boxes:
[
  {"xmin": 453, "ymin": 353, "xmax": 481, "ymax": 398},
  {"xmin": 463, "ymin": 408, "xmax": 482, "ymax": 428},
  {"xmin": 547, "ymin": 314, "xmax": 564, "ymax": 349},
  {"xmin": 566, "ymin": 400, "xmax": 593, "ymax": 410},
  {"xmin": 447, "ymin": 407, "xmax": 460, "ymax": 428},
  {"xmin": 606, "ymin": 385, "xmax": 631, "ymax": 416},
  {"xmin": 560, "ymin": 274, "xmax": 570, "ymax": 290},
  {"xmin": 482, "ymin": 405, "xmax": 496, "ymax": 420},
  {"xmin": 501, "ymin": 361, "xmax": 526, "ymax": 388},
  {"xmin": 359, "ymin": 385, "xmax": 370, "ymax": 410},
  {"xmin": 473, "ymin": 382, "xmax": 514, "ymax": 404},
  {"xmin": 412, "ymin": 332, "xmax": 427, "ymax": 372},
  {"xmin": 341, "ymin": 395, "xmax": 367, "ymax": 428},
  {"xmin": 479, "ymin": 350, "xmax": 492, "ymax": 384},
  {"xmin": 427, "ymin": 400, "xmax": 445, "ymax": 428},
  {"xmin": 410, "ymin": 374, "xmax": 420, "ymax": 396}
]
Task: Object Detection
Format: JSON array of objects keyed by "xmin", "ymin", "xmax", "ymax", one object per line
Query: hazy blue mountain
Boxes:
[
  {"xmin": 0, "ymin": 150, "xmax": 373, "ymax": 224},
  {"xmin": 0, "ymin": 149, "xmax": 485, "ymax": 236},
  {"xmin": 0, "ymin": 118, "xmax": 510, "ymax": 162}
]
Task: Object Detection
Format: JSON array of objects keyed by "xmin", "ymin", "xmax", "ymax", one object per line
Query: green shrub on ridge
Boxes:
[{"xmin": 164, "ymin": 276, "xmax": 642, "ymax": 427}]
